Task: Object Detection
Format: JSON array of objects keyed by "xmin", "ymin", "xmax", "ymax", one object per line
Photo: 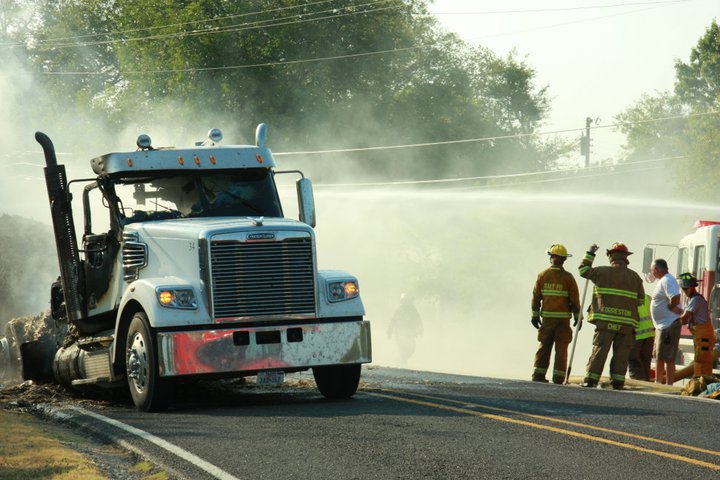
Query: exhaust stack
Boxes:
[{"xmin": 35, "ymin": 132, "xmax": 88, "ymax": 331}]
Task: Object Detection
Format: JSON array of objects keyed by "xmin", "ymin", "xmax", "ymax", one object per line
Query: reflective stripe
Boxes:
[
  {"xmin": 588, "ymin": 312, "xmax": 637, "ymax": 327},
  {"xmin": 585, "ymin": 371, "xmax": 601, "ymax": 380},
  {"xmin": 594, "ymin": 287, "xmax": 638, "ymax": 299},
  {"xmin": 541, "ymin": 310, "xmax": 572, "ymax": 319},
  {"xmin": 534, "ymin": 367, "xmax": 547, "ymax": 374},
  {"xmin": 583, "ymin": 253, "xmax": 595, "ymax": 262},
  {"xmin": 541, "ymin": 289, "xmax": 569, "ymax": 297},
  {"xmin": 579, "ymin": 265, "xmax": 590, "ymax": 275},
  {"xmin": 635, "ymin": 326, "xmax": 655, "ymax": 339},
  {"xmin": 611, "ymin": 374, "xmax": 625, "ymax": 382},
  {"xmin": 553, "ymin": 369, "xmax": 565, "ymax": 377},
  {"xmin": 532, "ymin": 310, "xmax": 540, "ymax": 316},
  {"xmin": 636, "ymin": 295, "xmax": 654, "ymax": 340}
]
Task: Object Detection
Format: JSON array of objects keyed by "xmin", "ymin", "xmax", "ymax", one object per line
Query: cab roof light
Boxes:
[{"xmin": 136, "ymin": 134, "xmax": 153, "ymax": 150}]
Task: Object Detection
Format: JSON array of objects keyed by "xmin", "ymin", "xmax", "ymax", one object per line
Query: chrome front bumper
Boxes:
[{"xmin": 156, "ymin": 320, "xmax": 371, "ymax": 377}]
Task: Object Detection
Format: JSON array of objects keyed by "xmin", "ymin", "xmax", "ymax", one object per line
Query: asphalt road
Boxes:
[{"xmin": 43, "ymin": 367, "xmax": 720, "ymax": 480}]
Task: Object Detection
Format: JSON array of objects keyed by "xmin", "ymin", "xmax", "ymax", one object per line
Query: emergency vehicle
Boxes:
[{"xmin": 643, "ymin": 220, "xmax": 720, "ymax": 373}]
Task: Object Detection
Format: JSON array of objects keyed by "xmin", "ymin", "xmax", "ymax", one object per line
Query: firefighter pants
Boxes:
[
  {"xmin": 628, "ymin": 336, "xmax": 654, "ymax": 381},
  {"xmin": 533, "ymin": 317, "xmax": 572, "ymax": 383},
  {"xmin": 584, "ymin": 321, "xmax": 634, "ymax": 386},
  {"xmin": 691, "ymin": 323, "xmax": 717, "ymax": 377},
  {"xmin": 675, "ymin": 350, "xmax": 719, "ymax": 382}
]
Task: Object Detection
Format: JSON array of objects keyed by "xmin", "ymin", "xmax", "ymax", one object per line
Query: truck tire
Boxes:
[
  {"xmin": 312, "ymin": 363, "xmax": 361, "ymax": 399},
  {"xmin": 126, "ymin": 312, "xmax": 172, "ymax": 411}
]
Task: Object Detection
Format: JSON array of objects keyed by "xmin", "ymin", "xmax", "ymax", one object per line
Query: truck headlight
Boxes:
[
  {"xmin": 156, "ymin": 287, "xmax": 197, "ymax": 309},
  {"xmin": 327, "ymin": 280, "xmax": 359, "ymax": 302}
]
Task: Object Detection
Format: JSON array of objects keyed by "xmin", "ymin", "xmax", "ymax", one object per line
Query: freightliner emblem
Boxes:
[{"xmin": 248, "ymin": 233, "xmax": 276, "ymax": 241}]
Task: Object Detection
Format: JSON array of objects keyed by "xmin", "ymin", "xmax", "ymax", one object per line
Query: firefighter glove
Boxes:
[
  {"xmin": 588, "ymin": 244, "xmax": 599, "ymax": 254},
  {"xmin": 573, "ymin": 313, "xmax": 579, "ymax": 327},
  {"xmin": 531, "ymin": 316, "xmax": 542, "ymax": 329}
]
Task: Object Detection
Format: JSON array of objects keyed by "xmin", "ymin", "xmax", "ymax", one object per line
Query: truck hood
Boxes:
[{"xmin": 125, "ymin": 217, "xmax": 313, "ymax": 242}]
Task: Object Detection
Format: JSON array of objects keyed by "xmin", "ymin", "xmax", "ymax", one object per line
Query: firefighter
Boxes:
[
  {"xmin": 628, "ymin": 294, "xmax": 655, "ymax": 381},
  {"xmin": 579, "ymin": 243, "xmax": 645, "ymax": 389},
  {"xmin": 387, "ymin": 293, "xmax": 423, "ymax": 368},
  {"xmin": 531, "ymin": 244, "xmax": 580, "ymax": 384},
  {"xmin": 677, "ymin": 273, "xmax": 717, "ymax": 378}
]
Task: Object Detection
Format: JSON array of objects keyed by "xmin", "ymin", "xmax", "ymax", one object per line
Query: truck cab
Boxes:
[{"xmin": 35, "ymin": 124, "xmax": 372, "ymax": 411}]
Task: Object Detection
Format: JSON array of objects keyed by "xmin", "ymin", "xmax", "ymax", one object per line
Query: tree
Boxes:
[
  {"xmin": 617, "ymin": 20, "xmax": 720, "ymax": 201},
  {"xmin": 675, "ymin": 20, "xmax": 720, "ymax": 110},
  {"xmin": 23, "ymin": 0, "xmax": 561, "ymax": 180},
  {"xmin": 615, "ymin": 92, "xmax": 687, "ymax": 162}
]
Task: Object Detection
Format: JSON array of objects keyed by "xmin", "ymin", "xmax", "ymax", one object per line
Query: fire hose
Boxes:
[{"xmin": 565, "ymin": 277, "xmax": 591, "ymax": 384}]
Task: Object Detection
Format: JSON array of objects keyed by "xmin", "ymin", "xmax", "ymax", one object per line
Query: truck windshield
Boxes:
[{"xmin": 112, "ymin": 169, "xmax": 282, "ymax": 224}]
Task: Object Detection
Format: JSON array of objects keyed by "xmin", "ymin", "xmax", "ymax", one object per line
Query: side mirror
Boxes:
[
  {"xmin": 296, "ymin": 177, "xmax": 316, "ymax": 228},
  {"xmin": 642, "ymin": 247, "xmax": 654, "ymax": 275}
]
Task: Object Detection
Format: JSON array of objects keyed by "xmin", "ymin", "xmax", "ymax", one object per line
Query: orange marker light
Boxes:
[
  {"xmin": 159, "ymin": 291, "xmax": 174, "ymax": 306},
  {"xmin": 209, "ymin": 155, "xmax": 217, "ymax": 165},
  {"xmin": 178, "ymin": 156, "xmax": 185, "ymax": 165},
  {"xmin": 344, "ymin": 282, "xmax": 358, "ymax": 297},
  {"xmin": 127, "ymin": 158, "xmax": 133, "ymax": 167},
  {"xmin": 256, "ymin": 153, "xmax": 263, "ymax": 164},
  {"xmin": 194, "ymin": 155, "xmax": 201, "ymax": 166}
]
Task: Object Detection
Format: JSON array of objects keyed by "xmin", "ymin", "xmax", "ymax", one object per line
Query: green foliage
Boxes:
[
  {"xmin": 617, "ymin": 20, "xmax": 720, "ymax": 201},
  {"xmin": 681, "ymin": 113, "xmax": 720, "ymax": 200},
  {"xmin": 21, "ymin": 0, "xmax": 561, "ymax": 179},
  {"xmin": 616, "ymin": 92, "xmax": 687, "ymax": 161},
  {"xmin": 675, "ymin": 21, "xmax": 720, "ymax": 109}
]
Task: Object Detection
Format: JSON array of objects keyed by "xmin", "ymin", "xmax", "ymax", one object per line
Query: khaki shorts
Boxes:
[{"xmin": 654, "ymin": 319, "xmax": 681, "ymax": 362}]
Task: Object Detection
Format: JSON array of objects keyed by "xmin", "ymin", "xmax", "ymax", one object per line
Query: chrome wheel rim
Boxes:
[{"xmin": 127, "ymin": 331, "xmax": 149, "ymax": 393}]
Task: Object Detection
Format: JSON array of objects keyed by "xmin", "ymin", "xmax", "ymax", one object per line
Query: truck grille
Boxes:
[
  {"xmin": 210, "ymin": 237, "xmax": 316, "ymax": 320},
  {"xmin": 122, "ymin": 232, "xmax": 148, "ymax": 281}
]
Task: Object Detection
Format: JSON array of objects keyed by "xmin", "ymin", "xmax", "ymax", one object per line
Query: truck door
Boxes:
[{"xmin": 81, "ymin": 182, "xmax": 119, "ymax": 312}]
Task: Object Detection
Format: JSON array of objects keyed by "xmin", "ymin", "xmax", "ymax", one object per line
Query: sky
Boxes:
[{"xmin": 429, "ymin": 0, "xmax": 719, "ymax": 165}]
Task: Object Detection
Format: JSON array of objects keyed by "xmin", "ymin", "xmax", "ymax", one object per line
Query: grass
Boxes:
[{"xmin": 0, "ymin": 408, "xmax": 106, "ymax": 480}]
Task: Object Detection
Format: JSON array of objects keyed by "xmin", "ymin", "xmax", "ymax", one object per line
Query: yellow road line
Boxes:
[
  {"xmin": 368, "ymin": 392, "xmax": 720, "ymax": 471},
  {"xmin": 383, "ymin": 388, "xmax": 720, "ymax": 458}
]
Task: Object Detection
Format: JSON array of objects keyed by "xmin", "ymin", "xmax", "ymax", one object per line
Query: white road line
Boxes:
[{"xmin": 66, "ymin": 406, "xmax": 240, "ymax": 480}]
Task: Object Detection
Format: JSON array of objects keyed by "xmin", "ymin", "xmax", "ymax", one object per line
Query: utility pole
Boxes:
[{"xmin": 580, "ymin": 117, "xmax": 592, "ymax": 168}]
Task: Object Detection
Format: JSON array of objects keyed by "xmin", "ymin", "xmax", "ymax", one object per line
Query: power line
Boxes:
[
  {"xmin": 454, "ymin": 164, "xmax": 666, "ymax": 191},
  {"xmin": 43, "ymin": 41, "xmax": 419, "ymax": 75},
  {"xmin": 37, "ymin": 0, "xmax": 675, "ymax": 75},
  {"xmin": 274, "ymin": 111, "xmax": 720, "ymax": 157},
  {"xmin": 24, "ymin": 1, "xmax": 398, "ymax": 50},
  {"xmin": 19, "ymin": 0, "xmax": 340, "ymax": 45},
  {"xmin": 431, "ymin": 0, "xmax": 692, "ymax": 15},
  {"xmin": 0, "ymin": 0, "xmax": 352, "ymax": 47},
  {"xmin": 311, "ymin": 155, "xmax": 687, "ymax": 188}
]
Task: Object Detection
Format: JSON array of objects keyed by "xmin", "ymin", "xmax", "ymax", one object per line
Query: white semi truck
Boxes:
[{"xmin": 1, "ymin": 124, "xmax": 371, "ymax": 411}]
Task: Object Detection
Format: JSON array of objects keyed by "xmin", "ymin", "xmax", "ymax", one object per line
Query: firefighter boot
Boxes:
[
  {"xmin": 532, "ymin": 374, "xmax": 549, "ymax": 383},
  {"xmin": 611, "ymin": 381, "xmax": 624, "ymax": 390},
  {"xmin": 581, "ymin": 379, "xmax": 597, "ymax": 388}
]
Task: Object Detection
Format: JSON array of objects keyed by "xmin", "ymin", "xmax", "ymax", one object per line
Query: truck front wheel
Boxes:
[
  {"xmin": 312, "ymin": 364, "xmax": 361, "ymax": 399},
  {"xmin": 126, "ymin": 312, "xmax": 172, "ymax": 411}
]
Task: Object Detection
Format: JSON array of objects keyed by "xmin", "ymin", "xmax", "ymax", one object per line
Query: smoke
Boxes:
[
  {"xmin": 1, "ymin": 5, "xmax": 710, "ymax": 384},
  {"xmin": 282, "ymin": 166, "xmax": 719, "ymax": 381}
]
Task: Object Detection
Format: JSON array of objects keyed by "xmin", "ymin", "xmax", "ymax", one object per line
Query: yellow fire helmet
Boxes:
[{"xmin": 547, "ymin": 244, "xmax": 572, "ymax": 258}]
